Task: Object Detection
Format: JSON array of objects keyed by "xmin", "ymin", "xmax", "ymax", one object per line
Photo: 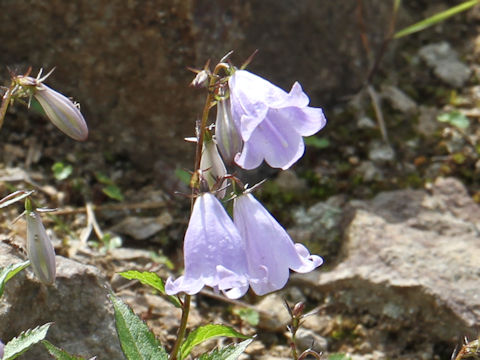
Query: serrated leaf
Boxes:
[
  {"xmin": 0, "ymin": 261, "xmax": 30, "ymax": 298},
  {"xmin": 2, "ymin": 323, "xmax": 52, "ymax": 360},
  {"xmin": 42, "ymin": 340, "xmax": 87, "ymax": 360},
  {"xmin": 198, "ymin": 338, "xmax": 254, "ymax": 360},
  {"xmin": 0, "ymin": 190, "xmax": 35, "ymax": 209},
  {"xmin": 118, "ymin": 270, "xmax": 181, "ymax": 308},
  {"xmin": 394, "ymin": 0, "xmax": 479, "ymax": 38},
  {"xmin": 109, "ymin": 293, "xmax": 168, "ymax": 360},
  {"xmin": 180, "ymin": 324, "xmax": 249, "ymax": 360}
]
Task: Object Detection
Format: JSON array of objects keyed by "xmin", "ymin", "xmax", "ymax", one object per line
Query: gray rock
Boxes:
[
  {"xmin": 354, "ymin": 161, "xmax": 384, "ymax": 182},
  {"xmin": 357, "ymin": 116, "xmax": 377, "ymax": 130},
  {"xmin": 368, "ymin": 141, "xmax": 395, "ymax": 164},
  {"xmin": 381, "ymin": 85, "xmax": 417, "ymax": 115},
  {"xmin": 0, "ymin": 243, "xmax": 123, "ymax": 360},
  {"xmin": 419, "ymin": 42, "xmax": 471, "ymax": 88},
  {"xmin": 256, "ymin": 293, "xmax": 291, "ymax": 332},
  {"xmin": 110, "ymin": 212, "xmax": 173, "ymax": 240},
  {"xmin": 416, "ymin": 106, "xmax": 440, "ymax": 137},
  {"xmin": 290, "ymin": 328, "xmax": 328, "ymax": 353},
  {"xmin": 295, "ymin": 177, "xmax": 480, "ymax": 355}
]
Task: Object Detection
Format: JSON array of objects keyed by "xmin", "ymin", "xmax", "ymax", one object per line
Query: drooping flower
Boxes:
[
  {"xmin": 229, "ymin": 70, "xmax": 326, "ymax": 170},
  {"xmin": 215, "ymin": 96, "xmax": 243, "ymax": 165},
  {"xmin": 25, "ymin": 207, "xmax": 56, "ymax": 285},
  {"xmin": 16, "ymin": 72, "xmax": 88, "ymax": 141},
  {"xmin": 199, "ymin": 136, "xmax": 228, "ymax": 198},
  {"xmin": 234, "ymin": 193, "xmax": 322, "ymax": 296},
  {"xmin": 165, "ymin": 193, "xmax": 249, "ymax": 299}
]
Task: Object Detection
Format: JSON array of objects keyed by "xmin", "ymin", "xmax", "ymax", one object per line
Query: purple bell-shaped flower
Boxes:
[
  {"xmin": 229, "ymin": 70, "xmax": 326, "ymax": 170},
  {"xmin": 234, "ymin": 193, "xmax": 322, "ymax": 295}
]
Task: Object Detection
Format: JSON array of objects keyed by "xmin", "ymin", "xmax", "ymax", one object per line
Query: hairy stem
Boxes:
[
  {"xmin": 0, "ymin": 84, "xmax": 14, "ymax": 132},
  {"xmin": 169, "ymin": 294, "xmax": 191, "ymax": 360}
]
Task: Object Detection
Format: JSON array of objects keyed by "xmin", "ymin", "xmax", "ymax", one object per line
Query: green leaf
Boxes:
[
  {"xmin": 109, "ymin": 293, "xmax": 168, "ymax": 360},
  {"xmin": 232, "ymin": 308, "xmax": 259, "ymax": 326},
  {"xmin": 394, "ymin": 0, "xmax": 479, "ymax": 38},
  {"xmin": 2, "ymin": 323, "xmax": 52, "ymax": 360},
  {"xmin": 102, "ymin": 184, "xmax": 124, "ymax": 201},
  {"xmin": 304, "ymin": 136, "xmax": 330, "ymax": 149},
  {"xmin": 180, "ymin": 324, "xmax": 249, "ymax": 360},
  {"xmin": 437, "ymin": 111, "xmax": 470, "ymax": 130},
  {"xmin": 175, "ymin": 168, "xmax": 191, "ymax": 186},
  {"xmin": 328, "ymin": 354, "xmax": 352, "ymax": 360},
  {"xmin": 0, "ymin": 261, "xmax": 30, "ymax": 298},
  {"xmin": 0, "ymin": 190, "xmax": 35, "ymax": 209},
  {"xmin": 198, "ymin": 338, "xmax": 254, "ymax": 360},
  {"xmin": 42, "ymin": 340, "xmax": 87, "ymax": 360},
  {"xmin": 118, "ymin": 270, "xmax": 181, "ymax": 308},
  {"xmin": 52, "ymin": 162, "xmax": 73, "ymax": 181}
]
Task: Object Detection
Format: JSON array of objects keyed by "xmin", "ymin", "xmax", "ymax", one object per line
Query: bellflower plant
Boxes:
[
  {"xmin": 229, "ymin": 70, "xmax": 326, "ymax": 170},
  {"xmin": 234, "ymin": 193, "xmax": 323, "ymax": 295},
  {"xmin": 165, "ymin": 192, "xmax": 250, "ymax": 299}
]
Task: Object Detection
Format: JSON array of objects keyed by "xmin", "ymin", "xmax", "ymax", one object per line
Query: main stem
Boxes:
[
  {"xmin": 170, "ymin": 62, "xmax": 229, "ymax": 360},
  {"xmin": 169, "ymin": 294, "xmax": 191, "ymax": 360}
]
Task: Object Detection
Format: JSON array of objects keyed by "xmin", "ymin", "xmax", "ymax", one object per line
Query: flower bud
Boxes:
[
  {"xmin": 215, "ymin": 97, "xmax": 243, "ymax": 165},
  {"xmin": 200, "ymin": 137, "xmax": 228, "ymax": 198},
  {"xmin": 33, "ymin": 83, "xmax": 88, "ymax": 141},
  {"xmin": 25, "ymin": 206, "xmax": 56, "ymax": 285}
]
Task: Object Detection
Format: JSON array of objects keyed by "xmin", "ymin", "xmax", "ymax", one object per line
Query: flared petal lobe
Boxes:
[
  {"xmin": 234, "ymin": 193, "xmax": 322, "ymax": 296},
  {"xmin": 165, "ymin": 193, "xmax": 249, "ymax": 299},
  {"xmin": 229, "ymin": 70, "xmax": 326, "ymax": 170},
  {"xmin": 34, "ymin": 84, "xmax": 88, "ymax": 141},
  {"xmin": 26, "ymin": 210, "xmax": 56, "ymax": 285}
]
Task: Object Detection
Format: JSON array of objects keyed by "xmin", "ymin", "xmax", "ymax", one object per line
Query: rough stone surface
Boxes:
[
  {"xmin": 293, "ymin": 177, "xmax": 480, "ymax": 355},
  {"xmin": 419, "ymin": 42, "xmax": 472, "ymax": 88},
  {"xmin": 0, "ymin": 243, "xmax": 123, "ymax": 360},
  {"xmin": 0, "ymin": 0, "xmax": 409, "ymax": 174}
]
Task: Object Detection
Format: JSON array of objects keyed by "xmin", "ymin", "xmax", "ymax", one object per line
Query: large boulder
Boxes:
[
  {"xmin": 292, "ymin": 178, "xmax": 480, "ymax": 357},
  {"xmin": 0, "ymin": 243, "xmax": 124, "ymax": 359},
  {"xmin": 0, "ymin": 0, "xmax": 420, "ymax": 174}
]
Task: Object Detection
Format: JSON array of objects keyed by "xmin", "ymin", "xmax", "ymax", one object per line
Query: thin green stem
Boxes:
[
  {"xmin": 170, "ymin": 294, "xmax": 191, "ymax": 360},
  {"xmin": 191, "ymin": 62, "xmax": 229, "ymax": 199}
]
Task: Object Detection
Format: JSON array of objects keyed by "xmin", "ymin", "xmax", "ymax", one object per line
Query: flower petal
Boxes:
[
  {"xmin": 234, "ymin": 193, "xmax": 322, "ymax": 296},
  {"xmin": 165, "ymin": 193, "xmax": 249, "ymax": 299}
]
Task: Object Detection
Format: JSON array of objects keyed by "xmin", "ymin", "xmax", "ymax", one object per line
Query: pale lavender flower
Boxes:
[
  {"xmin": 234, "ymin": 193, "xmax": 322, "ymax": 295},
  {"xmin": 229, "ymin": 70, "xmax": 326, "ymax": 170},
  {"xmin": 215, "ymin": 96, "xmax": 243, "ymax": 165},
  {"xmin": 34, "ymin": 83, "xmax": 88, "ymax": 141},
  {"xmin": 165, "ymin": 193, "xmax": 249, "ymax": 299},
  {"xmin": 200, "ymin": 137, "xmax": 228, "ymax": 198},
  {"xmin": 26, "ymin": 209, "xmax": 56, "ymax": 285}
]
